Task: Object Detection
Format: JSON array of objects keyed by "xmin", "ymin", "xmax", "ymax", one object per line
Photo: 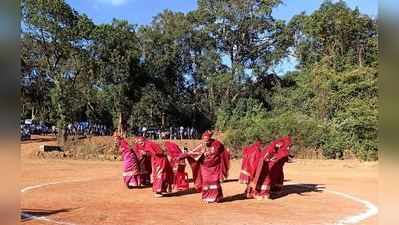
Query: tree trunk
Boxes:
[
  {"xmin": 358, "ymin": 44, "xmax": 364, "ymax": 67},
  {"xmin": 117, "ymin": 111, "xmax": 127, "ymax": 137},
  {"xmin": 161, "ymin": 112, "xmax": 165, "ymax": 128},
  {"xmin": 31, "ymin": 105, "xmax": 35, "ymax": 120},
  {"xmin": 230, "ymin": 48, "xmax": 235, "ymax": 79},
  {"xmin": 57, "ymin": 128, "xmax": 67, "ymax": 146}
]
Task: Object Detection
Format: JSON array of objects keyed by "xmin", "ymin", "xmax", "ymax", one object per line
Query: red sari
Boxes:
[
  {"xmin": 267, "ymin": 136, "xmax": 291, "ymax": 192},
  {"xmin": 239, "ymin": 141, "xmax": 265, "ymax": 198},
  {"xmin": 250, "ymin": 137, "xmax": 291, "ymax": 199},
  {"xmin": 181, "ymin": 139, "xmax": 228, "ymax": 203},
  {"xmin": 164, "ymin": 141, "xmax": 189, "ymax": 191},
  {"xmin": 220, "ymin": 148, "xmax": 230, "ymax": 182},
  {"xmin": 133, "ymin": 143, "xmax": 152, "ymax": 185},
  {"xmin": 239, "ymin": 141, "xmax": 262, "ymax": 184},
  {"xmin": 142, "ymin": 140, "xmax": 173, "ymax": 194}
]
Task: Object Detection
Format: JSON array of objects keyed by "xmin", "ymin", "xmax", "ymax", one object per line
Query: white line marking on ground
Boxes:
[
  {"xmin": 21, "ymin": 179, "xmax": 94, "ymax": 193},
  {"xmin": 326, "ymin": 189, "xmax": 378, "ymax": 225},
  {"xmin": 21, "ymin": 179, "xmax": 94, "ymax": 225},
  {"xmin": 287, "ymin": 183, "xmax": 378, "ymax": 225},
  {"xmin": 21, "ymin": 180, "xmax": 378, "ymax": 225}
]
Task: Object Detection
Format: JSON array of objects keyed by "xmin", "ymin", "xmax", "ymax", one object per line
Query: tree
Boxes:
[
  {"xmin": 197, "ymin": 0, "xmax": 291, "ymax": 80},
  {"xmin": 91, "ymin": 19, "xmax": 143, "ymax": 135},
  {"xmin": 288, "ymin": 0, "xmax": 378, "ymax": 70},
  {"xmin": 22, "ymin": 0, "xmax": 95, "ymax": 144}
]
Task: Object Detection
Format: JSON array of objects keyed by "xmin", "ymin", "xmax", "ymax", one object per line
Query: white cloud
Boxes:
[{"xmin": 96, "ymin": 0, "xmax": 129, "ymax": 6}]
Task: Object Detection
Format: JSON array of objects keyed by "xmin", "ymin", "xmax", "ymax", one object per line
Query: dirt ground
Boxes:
[{"xmin": 21, "ymin": 136, "xmax": 378, "ymax": 225}]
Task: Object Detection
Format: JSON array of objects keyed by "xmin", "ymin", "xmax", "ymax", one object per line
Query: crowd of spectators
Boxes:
[
  {"xmin": 66, "ymin": 122, "xmax": 110, "ymax": 136},
  {"xmin": 21, "ymin": 120, "xmax": 198, "ymax": 141},
  {"xmin": 135, "ymin": 126, "xmax": 199, "ymax": 140},
  {"xmin": 20, "ymin": 121, "xmax": 110, "ymax": 140}
]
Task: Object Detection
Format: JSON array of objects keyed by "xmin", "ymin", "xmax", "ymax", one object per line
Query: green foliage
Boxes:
[
  {"xmin": 218, "ymin": 65, "xmax": 378, "ymax": 160},
  {"xmin": 288, "ymin": 0, "xmax": 378, "ymax": 70},
  {"xmin": 21, "ymin": 0, "xmax": 378, "ymax": 160}
]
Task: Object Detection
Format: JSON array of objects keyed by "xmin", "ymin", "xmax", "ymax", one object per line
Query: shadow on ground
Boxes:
[
  {"xmin": 163, "ymin": 187, "xmax": 199, "ymax": 197},
  {"xmin": 21, "ymin": 208, "xmax": 78, "ymax": 222},
  {"xmin": 222, "ymin": 183, "xmax": 324, "ymax": 203},
  {"xmin": 270, "ymin": 183, "xmax": 324, "ymax": 200},
  {"xmin": 222, "ymin": 193, "xmax": 248, "ymax": 202}
]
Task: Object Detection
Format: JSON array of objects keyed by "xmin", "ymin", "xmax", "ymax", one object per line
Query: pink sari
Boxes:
[{"xmin": 117, "ymin": 138, "xmax": 141, "ymax": 188}]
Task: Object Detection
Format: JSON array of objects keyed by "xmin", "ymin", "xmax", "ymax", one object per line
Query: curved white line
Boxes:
[
  {"xmin": 287, "ymin": 183, "xmax": 378, "ymax": 225},
  {"xmin": 22, "ymin": 181, "xmax": 69, "ymax": 193},
  {"xmin": 21, "ymin": 180, "xmax": 378, "ymax": 225},
  {"xmin": 21, "ymin": 178, "xmax": 96, "ymax": 193},
  {"xmin": 21, "ymin": 179, "xmax": 93, "ymax": 225},
  {"xmin": 326, "ymin": 189, "xmax": 378, "ymax": 225}
]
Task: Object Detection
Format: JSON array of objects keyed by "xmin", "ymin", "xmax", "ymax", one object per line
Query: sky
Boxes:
[
  {"xmin": 66, "ymin": 0, "xmax": 378, "ymax": 25},
  {"xmin": 65, "ymin": 0, "xmax": 378, "ymax": 75}
]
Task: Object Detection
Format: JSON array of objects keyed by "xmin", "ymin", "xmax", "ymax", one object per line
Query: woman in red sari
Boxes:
[
  {"xmin": 164, "ymin": 141, "xmax": 189, "ymax": 191},
  {"xmin": 135, "ymin": 136, "xmax": 173, "ymax": 197},
  {"xmin": 239, "ymin": 138, "xmax": 264, "ymax": 198},
  {"xmin": 250, "ymin": 136, "xmax": 291, "ymax": 200},
  {"xmin": 267, "ymin": 136, "xmax": 292, "ymax": 193},
  {"xmin": 133, "ymin": 136, "xmax": 152, "ymax": 185},
  {"xmin": 180, "ymin": 131, "xmax": 228, "ymax": 203}
]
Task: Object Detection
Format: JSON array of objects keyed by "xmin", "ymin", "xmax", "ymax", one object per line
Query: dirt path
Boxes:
[{"xmin": 21, "ymin": 137, "xmax": 378, "ymax": 225}]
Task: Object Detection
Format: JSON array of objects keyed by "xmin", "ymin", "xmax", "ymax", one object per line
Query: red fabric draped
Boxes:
[
  {"xmin": 164, "ymin": 141, "xmax": 182, "ymax": 159},
  {"xmin": 180, "ymin": 139, "xmax": 229, "ymax": 202},
  {"xmin": 164, "ymin": 141, "xmax": 189, "ymax": 191},
  {"xmin": 142, "ymin": 140, "xmax": 173, "ymax": 193},
  {"xmin": 239, "ymin": 141, "xmax": 262, "ymax": 184},
  {"xmin": 117, "ymin": 138, "xmax": 141, "ymax": 188},
  {"xmin": 186, "ymin": 157, "xmax": 202, "ymax": 192},
  {"xmin": 201, "ymin": 140, "xmax": 224, "ymax": 182},
  {"xmin": 246, "ymin": 136, "xmax": 292, "ymax": 199},
  {"xmin": 239, "ymin": 145, "xmax": 251, "ymax": 184},
  {"xmin": 200, "ymin": 139, "xmax": 225, "ymax": 202},
  {"xmin": 266, "ymin": 136, "xmax": 291, "ymax": 191},
  {"xmin": 179, "ymin": 143, "xmax": 204, "ymax": 192},
  {"xmin": 220, "ymin": 148, "xmax": 230, "ymax": 181},
  {"xmin": 133, "ymin": 143, "xmax": 152, "ymax": 185}
]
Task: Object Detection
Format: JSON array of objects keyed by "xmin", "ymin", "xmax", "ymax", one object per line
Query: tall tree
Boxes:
[
  {"xmin": 91, "ymin": 19, "xmax": 143, "ymax": 135},
  {"xmin": 197, "ymin": 0, "xmax": 291, "ymax": 80},
  {"xmin": 22, "ymin": 0, "xmax": 95, "ymax": 144},
  {"xmin": 288, "ymin": 0, "xmax": 378, "ymax": 70}
]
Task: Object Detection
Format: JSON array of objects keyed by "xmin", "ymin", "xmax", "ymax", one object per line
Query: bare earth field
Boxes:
[{"xmin": 21, "ymin": 136, "xmax": 378, "ymax": 225}]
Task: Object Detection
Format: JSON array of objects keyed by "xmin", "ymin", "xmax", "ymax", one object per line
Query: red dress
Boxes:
[
  {"xmin": 164, "ymin": 141, "xmax": 189, "ymax": 191},
  {"xmin": 142, "ymin": 141, "xmax": 173, "ymax": 194},
  {"xmin": 250, "ymin": 137, "xmax": 291, "ymax": 199},
  {"xmin": 267, "ymin": 136, "xmax": 291, "ymax": 192},
  {"xmin": 181, "ymin": 139, "xmax": 228, "ymax": 203},
  {"xmin": 133, "ymin": 143, "xmax": 152, "ymax": 185},
  {"xmin": 200, "ymin": 140, "xmax": 225, "ymax": 202},
  {"xmin": 239, "ymin": 141, "xmax": 262, "ymax": 184}
]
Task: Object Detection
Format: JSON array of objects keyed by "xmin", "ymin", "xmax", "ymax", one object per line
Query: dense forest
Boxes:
[{"xmin": 21, "ymin": 0, "xmax": 378, "ymax": 160}]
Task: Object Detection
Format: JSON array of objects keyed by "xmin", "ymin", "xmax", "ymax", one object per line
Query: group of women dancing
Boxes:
[{"xmin": 113, "ymin": 130, "xmax": 292, "ymax": 203}]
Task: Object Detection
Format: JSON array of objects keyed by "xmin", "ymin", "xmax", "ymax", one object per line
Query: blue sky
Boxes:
[
  {"xmin": 66, "ymin": 0, "xmax": 377, "ymax": 25},
  {"xmin": 65, "ymin": 0, "xmax": 378, "ymax": 75}
]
